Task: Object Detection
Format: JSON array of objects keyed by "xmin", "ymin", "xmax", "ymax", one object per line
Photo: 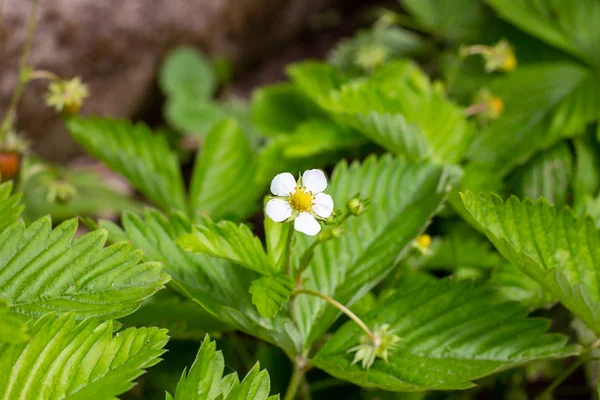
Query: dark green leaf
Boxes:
[{"xmin": 250, "ymin": 275, "xmax": 295, "ymax": 318}]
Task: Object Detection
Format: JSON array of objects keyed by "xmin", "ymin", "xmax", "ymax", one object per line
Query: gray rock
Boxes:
[{"xmin": 0, "ymin": 0, "xmax": 334, "ymax": 161}]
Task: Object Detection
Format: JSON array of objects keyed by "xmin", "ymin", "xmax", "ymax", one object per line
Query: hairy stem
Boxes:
[
  {"xmin": 294, "ymin": 289, "xmax": 376, "ymax": 343},
  {"xmin": 284, "ymin": 359, "xmax": 307, "ymax": 400},
  {"xmin": 0, "ymin": 0, "xmax": 41, "ymax": 141}
]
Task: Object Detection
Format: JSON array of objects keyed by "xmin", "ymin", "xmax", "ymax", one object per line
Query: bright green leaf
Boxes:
[
  {"xmin": 313, "ymin": 279, "xmax": 577, "ymax": 391},
  {"xmin": 169, "ymin": 335, "xmax": 276, "ymax": 400},
  {"xmin": 160, "ymin": 47, "xmax": 216, "ymax": 100},
  {"xmin": 490, "ymin": 262, "xmax": 554, "ymax": 309},
  {"xmin": 286, "ymin": 61, "xmax": 344, "ymax": 102},
  {"xmin": 165, "ymin": 98, "xmax": 228, "ymax": 134},
  {"xmin": 462, "ymin": 191, "xmax": 600, "ymax": 333},
  {"xmin": 0, "ymin": 216, "xmax": 169, "ymax": 320},
  {"xmin": 487, "ymin": 0, "xmax": 600, "ymax": 66},
  {"xmin": 66, "ymin": 116, "xmax": 187, "ymax": 213},
  {"xmin": 249, "ymin": 275, "xmax": 295, "ymax": 318},
  {"xmin": 0, "ymin": 299, "xmax": 28, "ymax": 344},
  {"xmin": 0, "ymin": 313, "xmax": 168, "ymax": 400},
  {"xmin": 0, "ymin": 181, "xmax": 22, "ymax": 233},
  {"xmin": 251, "ymin": 83, "xmax": 326, "ymax": 136},
  {"xmin": 178, "ymin": 217, "xmax": 274, "ymax": 275},
  {"xmin": 189, "ymin": 119, "xmax": 259, "ymax": 221}
]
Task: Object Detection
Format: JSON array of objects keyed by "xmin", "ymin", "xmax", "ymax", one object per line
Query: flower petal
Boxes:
[
  {"xmin": 270, "ymin": 172, "xmax": 297, "ymax": 196},
  {"xmin": 302, "ymin": 169, "xmax": 327, "ymax": 194},
  {"xmin": 294, "ymin": 212, "xmax": 321, "ymax": 236},
  {"xmin": 312, "ymin": 193, "xmax": 334, "ymax": 218},
  {"xmin": 266, "ymin": 199, "xmax": 293, "ymax": 222}
]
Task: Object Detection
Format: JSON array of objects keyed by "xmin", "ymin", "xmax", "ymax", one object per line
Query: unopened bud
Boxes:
[
  {"xmin": 46, "ymin": 180, "xmax": 77, "ymax": 204},
  {"xmin": 45, "ymin": 77, "xmax": 89, "ymax": 115},
  {"xmin": 412, "ymin": 234, "xmax": 432, "ymax": 255},
  {"xmin": 347, "ymin": 198, "xmax": 368, "ymax": 216},
  {"xmin": 318, "ymin": 226, "xmax": 344, "ymax": 242}
]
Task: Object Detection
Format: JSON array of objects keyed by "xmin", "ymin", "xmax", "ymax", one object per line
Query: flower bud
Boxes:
[
  {"xmin": 347, "ymin": 198, "xmax": 368, "ymax": 216},
  {"xmin": 45, "ymin": 77, "xmax": 89, "ymax": 115},
  {"xmin": 318, "ymin": 226, "xmax": 344, "ymax": 242},
  {"xmin": 46, "ymin": 180, "xmax": 77, "ymax": 204}
]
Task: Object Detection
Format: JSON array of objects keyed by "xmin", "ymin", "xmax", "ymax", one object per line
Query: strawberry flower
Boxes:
[{"xmin": 266, "ymin": 169, "xmax": 334, "ymax": 236}]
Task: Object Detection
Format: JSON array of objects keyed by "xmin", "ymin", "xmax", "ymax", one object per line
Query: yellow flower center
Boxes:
[
  {"xmin": 288, "ymin": 186, "xmax": 314, "ymax": 212},
  {"xmin": 501, "ymin": 52, "xmax": 517, "ymax": 71}
]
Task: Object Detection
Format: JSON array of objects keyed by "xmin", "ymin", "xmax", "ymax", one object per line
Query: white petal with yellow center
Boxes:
[
  {"xmin": 302, "ymin": 169, "xmax": 327, "ymax": 194},
  {"xmin": 271, "ymin": 172, "xmax": 297, "ymax": 196},
  {"xmin": 266, "ymin": 199, "xmax": 293, "ymax": 222},
  {"xmin": 312, "ymin": 193, "xmax": 333, "ymax": 218},
  {"xmin": 294, "ymin": 212, "xmax": 321, "ymax": 236}
]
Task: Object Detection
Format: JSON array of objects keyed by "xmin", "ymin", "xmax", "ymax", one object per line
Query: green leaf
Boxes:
[
  {"xmin": 468, "ymin": 63, "xmax": 600, "ymax": 174},
  {"xmin": 319, "ymin": 61, "xmax": 475, "ymax": 164},
  {"xmin": 170, "ymin": 335, "xmax": 276, "ymax": 400},
  {"xmin": 249, "ymin": 275, "xmax": 295, "ymax": 318},
  {"xmin": 66, "ymin": 117, "xmax": 187, "ymax": 213},
  {"xmin": 0, "ymin": 313, "xmax": 167, "ymax": 400},
  {"xmin": 0, "ymin": 181, "xmax": 22, "ymax": 233},
  {"xmin": 505, "ymin": 141, "xmax": 573, "ymax": 208},
  {"xmin": 119, "ymin": 210, "xmax": 299, "ymax": 353},
  {"xmin": 251, "ymin": 83, "xmax": 326, "ymax": 136},
  {"xmin": 160, "ymin": 47, "xmax": 216, "ymax": 100},
  {"xmin": 487, "ymin": 0, "xmax": 600, "ymax": 66},
  {"xmin": 462, "ymin": 191, "xmax": 600, "ymax": 333},
  {"xmin": 0, "ymin": 299, "xmax": 29, "ymax": 344},
  {"xmin": 404, "ymin": 0, "xmax": 491, "ymax": 42},
  {"xmin": 313, "ymin": 279, "xmax": 577, "ymax": 391},
  {"xmin": 573, "ymin": 131, "xmax": 600, "ymax": 207},
  {"xmin": 0, "ymin": 216, "xmax": 169, "ymax": 320},
  {"xmin": 189, "ymin": 119, "xmax": 259, "ymax": 221},
  {"xmin": 178, "ymin": 217, "xmax": 274, "ymax": 275},
  {"xmin": 286, "ymin": 61, "xmax": 344, "ymax": 101},
  {"xmin": 119, "ymin": 288, "xmax": 232, "ymax": 339},
  {"xmin": 165, "ymin": 99, "xmax": 228, "ymax": 134},
  {"xmin": 490, "ymin": 262, "xmax": 554, "ymax": 309},
  {"xmin": 292, "ymin": 155, "xmax": 455, "ymax": 348}
]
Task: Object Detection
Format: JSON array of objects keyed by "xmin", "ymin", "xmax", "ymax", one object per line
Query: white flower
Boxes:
[{"xmin": 265, "ymin": 169, "xmax": 334, "ymax": 236}]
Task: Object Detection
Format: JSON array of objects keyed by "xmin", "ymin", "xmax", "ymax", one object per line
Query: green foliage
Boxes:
[
  {"xmin": 313, "ymin": 279, "xmax": 576, "ymax": 391},
  {"xmin": 159, "ymin": 47, "xmax": 216, "ymax": 101},
  {"xmin": 189, "ymin": 119, "xmax": 258, "ymax": 221},
  {"xmin": 0, "ymin": 313, "xmax": 168, "ymax": 400},
  {"xmin": 168, "ymin": 335, "xmax": 277, "ymax": 400},
  {"xmin": 178, "ymin": 217, "xmax": 274, "ymax": 275},
  {"xmin": 249, "ymin": 275, "xmax": 295, "ymax": 318},
  {"xmin": 291, "ymin": 155, "xmax": 455, "ymax": 348},
  {"xmin": 67, "ymin": 117, "xmax": 187, "ymax": 212},
  {"xmin": 0, "ymin": 181, "xmax": 22, "ymax": 233},
  {"xmin": 462, "ymin": 192, "xmax": 600, "ymax": 334},
  {"xmin": 0, "ymin": 299, "xmax": 28, "ymax": 344},
  {"xmin": 0, "ymin": 215, "xmax": 169, "ymax": 320}
]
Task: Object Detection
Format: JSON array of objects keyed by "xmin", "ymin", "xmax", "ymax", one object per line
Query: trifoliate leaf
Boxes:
[
  {"xmin": 249, "ymin": 275, "xmax": 295, "ymax": 318},
  {"xmin": 159, "ymin": 47, "xmax": 216, "ymax": 100},
  {"xmin": 462, "ymin": 191, "xmax": 600, "ymax": 333},
  {"xmin": 0, "ymin": 216, "xmax": 169, "ymax": 320},
  {"xmin": 66, "ymin": 116, "xmax": 187, "ymax": 213},
  {"xmin": 313, "ymin": 279, "xmax": 577, "ymax": 391},
  {"xmin": 0, "ymin": 181, "xmax": 22, "ymax": 233},
  {"xmin": 178, "ymin": 217, "xmax": 274, "ymax": 275},
  {"xmin": 0, "ymin": 313, "xmax": 168, "ymax": 400},
  {"xmin": 169, "ymin": 335, "xmax": 277, "ymax": 400},
  {"xmin": 292, "ymin": 155, "xmax": 456, "ymax": 349},
  {"xmin": 189, "ymin": 119, "xmax": 259, "ymax": 222}
]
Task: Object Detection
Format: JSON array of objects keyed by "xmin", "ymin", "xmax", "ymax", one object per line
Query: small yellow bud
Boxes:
[
  {"xmin": 415, "ymin": 234, "xmax": 431, "ymax": 250},
  {"xmin": 318, "ymin": 226, "xmax": 344, "ymax": 242},
  {"xmin": 470, "ymin": 89, "xmax": 504, "ymax": 120},
  {"xmin": 484, "ymin": 40, "xmax": 517, "ymax": 73},
  {"xmin": 45, "ymin": 77, "xmax": 89, "ymax": 115}
]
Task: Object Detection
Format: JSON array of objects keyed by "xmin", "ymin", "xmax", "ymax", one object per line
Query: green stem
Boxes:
[
  {"xmin": 284, "ymin": 360, "xmax": 307, "ymax": 400},
  {"xmin": 534, "ymin": 358, "xmax": 588, "ymax": 400},
  {"xmin": 0, "ymin": 0, "xmax": 41, "ymax": 141},
  {"xmin": 294, "ymin": 289, "xmax": 376, "ymax": 343},
  {"xmin": 294, "ymin": 239, "xmax": 319, "ymax": 283},
  {"xmin": 445, "ymin": 56, "xmax": 463, "ymax": 94},
  {"xmin": 285, "ymin": 228, "xmax": 295, "ymax": 275}
]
